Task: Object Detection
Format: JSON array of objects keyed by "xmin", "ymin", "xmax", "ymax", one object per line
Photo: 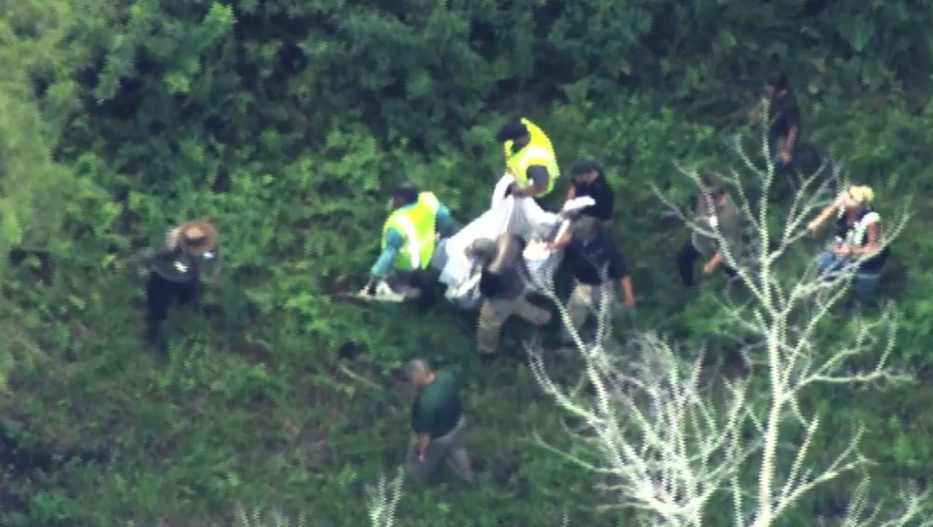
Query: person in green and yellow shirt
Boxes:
[
  {"xmin": 495, "ymin": 118, "xmax": 561, "ymax": 203},
  {"xmin": 360, "ymin": 183, "xmax": 458, "ymax": 298}
]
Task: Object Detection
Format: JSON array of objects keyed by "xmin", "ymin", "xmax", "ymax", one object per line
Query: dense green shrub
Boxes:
[{"xmin": 2, "ymin": 0, "xmax": 933, "ymax": 525}]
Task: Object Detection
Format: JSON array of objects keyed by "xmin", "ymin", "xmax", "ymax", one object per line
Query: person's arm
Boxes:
[
  {"xmin": 511, "ymin": 165, "xmax": 549, "ymax": 197},
  {"xmin": 565, "ymin": 182, "xmax": 577, "ymax": 202},
  {"xmin": 808, "ymin": 200, "xmax": 841, "ymax": 233},
  {"xmin": 434, "ymin": 203, "xmax": 459, "ymax": 238},
  {"xmin": 547, "ymin": 225, "xmax": 573, "ymax": 250},
  {"xmin": 410, "ymin": 403, "xmax": 432, "ymax": 459},
  {"xmin": 365, "ymin": 229, "xmax": 403, "ymax": 292},
  {"xmin": 708, "ymin": 208, "xmax": 739, "ymax": 270},
  {"xmin": 204, "ymin": 249, "xmax": 222, "ymax": 286},
  {"xmin": 414, "ymin": 433, "xmax": 431, "ymax": 458},
  {"xmin": 601, "ymin": 186, "xmax": 615, "ymax": 220},
  {"xmin": 783, "ymin": 102, "xmax": 800, "ymax": 153},
  {"xmin": 608, "ymin": 246, "xmax": 635, "ymax": 306},
  {"xmin": 849, "ymin": 223, "xmax": 881, "ymax": 256}
]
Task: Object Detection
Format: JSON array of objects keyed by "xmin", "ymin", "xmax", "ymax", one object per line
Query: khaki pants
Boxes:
[
  {"xmin": 406, "ymin": 417, "xmax": 473, "ymax": 482},
  {"xmin": 561, "ymin": 282, "xmax": 611, "ymax": 342},
  {"xmin": 476, "ymin": 292, "xmax": 551, "ymax": 353}
]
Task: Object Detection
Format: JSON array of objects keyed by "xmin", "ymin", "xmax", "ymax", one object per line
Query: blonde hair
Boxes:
[{"xmin": 847, "ymin": 185, "xmax": 875, "ymax": 206}]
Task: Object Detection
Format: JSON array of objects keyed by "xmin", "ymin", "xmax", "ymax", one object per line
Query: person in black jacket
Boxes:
[
  {"xmin": 558, "ymin": 217, "xmax": 635, "ymax": 344},
  {"xmin": 563, "ymin": 160, "xmax": 614, "ymax": 228},
  {"xmin": 749, "ymin": 72, "xmax": 801, "ymax": 171},
  {"xmin": 135, "ymin": 219, "xmax": 221, "ymax": 347}
]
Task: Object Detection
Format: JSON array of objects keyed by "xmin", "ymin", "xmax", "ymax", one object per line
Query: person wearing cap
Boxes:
[
  {"xmin": 466, "ymin": 233, "xmax": 551, "ymax": 354},
  {"xmin": 495, "ymin": 118, "xmax": 561, "ymax": 203},
  {"xmin": 558, "ymin": 216, "xmax": 635, "ymax": 345},
  {"xmin": 564, "ymin": 159, "xmax": 614, "ymax": 228},
  {"xmin": 807, "ymin": 185, "xmax": 889, "ymax": 301},
  {"xmin": 137, "ymin": 219, "xmax": 221, "ymax": 346},
  {"xmin": 361, "ymin": 183, "xmax": 458, "ymax": 298}
]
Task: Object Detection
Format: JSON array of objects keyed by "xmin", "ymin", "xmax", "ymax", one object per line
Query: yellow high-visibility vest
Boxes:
[
  {"xmin": 382, "ymin": 192, "xmax": 439, "ymax": 270},
  {"xmin": 503, "ymin": 118, "xmax": 560, "ymax": 197}
]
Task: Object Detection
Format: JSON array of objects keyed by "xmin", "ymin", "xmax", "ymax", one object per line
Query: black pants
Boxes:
[
  {"xmin": 677, "ymin": 240, "xmax": 737, "ymax": 287},
  {"xmin": 145, "ymin": 272, "xmax": 200, "ymax": 335}
]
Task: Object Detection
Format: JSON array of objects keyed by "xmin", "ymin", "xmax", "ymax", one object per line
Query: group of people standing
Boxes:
[{"xmin": 132, "ymin": 71, "xmax": 892, "ymax": 484}]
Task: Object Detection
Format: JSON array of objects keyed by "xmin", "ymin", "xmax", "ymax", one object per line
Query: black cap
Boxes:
[
  {"xmin": 392, "ymin": 182, "xmax": 419, "ymax": 206},
  {"xmin": 495, "ymin": 120, "xmax": 529, "ymax": 143},
  {"xmin": 571, "ymin": 159, "xmax": 603, "ymax": 177}
]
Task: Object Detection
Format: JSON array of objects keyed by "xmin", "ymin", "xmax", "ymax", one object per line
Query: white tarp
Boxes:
[{"xmin": 433, "ymin": 174, "xmax": 593, "ymax": 310}]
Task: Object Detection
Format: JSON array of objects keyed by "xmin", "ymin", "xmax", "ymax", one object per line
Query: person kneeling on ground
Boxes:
[
  {"xmin": 678, "ymin": 174, "xmax": 743, "ymax": 287},
  {"xmin": 807, "ymin": 185, "xmax": 889, "ymax": 301},
  {"xmin": 136, "ymin": 219, "xmax": 221, "ymax": 348},
  {"xmin": 361, "ymin": 183, "xmax": 458, "ymax": 299},
  {"xmin": 557, "ymin": 216, "xmax": 635, "ymax": 346},
  {"xmin": 467, "ymin": 233, "xmax": 552, "ymax": 354},
  {"xmin": 406, "ymin": 358, "xmax": 474, "ymax": 483}
]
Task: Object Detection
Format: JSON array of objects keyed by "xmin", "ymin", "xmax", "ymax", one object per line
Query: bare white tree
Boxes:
[
  {"xmin": 236, "ymin": 467, "xmax": 404, "ymax": 527},
  {"xmin": 527, "ymin": 118, "xmax": 930, "ymax": 527}
]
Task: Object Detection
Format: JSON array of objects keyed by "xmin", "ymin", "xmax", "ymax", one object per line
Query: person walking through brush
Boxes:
[
  {"xmin": 405, "ymin": 358, "xmax": 474, "ymax": 483},
  {"xmin": 557, "ymin": 216, "xmax": 635, "ymax": 345},
  {"xmin": 466, "ymin": 233, "xmax": 551, "ymax": 355},
  {"xmin": 677, "ymin": 175, "xmax": 743, "ymax": 287},
  {"xmin": 495, "ymin": 117, "xmax": 561, "ymax": 206},
  {"xmin": 136, "ymin": 219, "xmax": 221, "ymax": 348},
  {"xmin": 748, "ymin": 71, "xmax": 801, "ymax": 171},
  {"xmin": 360, "ymin": 183, "xmax": 457, "ymax": 299}
]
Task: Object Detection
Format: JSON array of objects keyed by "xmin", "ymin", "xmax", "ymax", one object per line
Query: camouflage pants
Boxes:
[
  {"xmin": 406, "ymin": 417, "xmax": 473, "ymax": 482},
  {"xmin": 476, "ymin": 293, "xmax": 551, "ymax": 353},
  {"xmin": 560, "ymin": 282, "xmax": 610, "ymax": 342}
]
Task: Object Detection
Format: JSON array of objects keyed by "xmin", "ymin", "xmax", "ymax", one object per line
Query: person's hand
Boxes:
[
  {"xmin": 780, "ymin": 148, "xmax": 792, "ymax": 165},
  {"xmin": 834, "ymin": 245, "xmax": 852, "ymax": 256},
  {"xmin": 806, "ymin": 220, "xmax": 820, "ymax": 235},
  {"xmin": 703, "ymin": 259, "xmax": 719, "ymax": 275},
  {"xmin": 623, "ymin": 295, "xmax": 636, "ymax": 309},
  {"xmin": 417, "ymin": 451, "xmax": 426, "ymax": 463}
]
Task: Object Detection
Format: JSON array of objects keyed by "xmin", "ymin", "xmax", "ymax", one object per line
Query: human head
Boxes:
[
  {"xmin": 571, "ymin": 216, "xmax": 599, "ymax": 245},
  {"xmin": 405, "ymin": 358, "xmax": 433, "ymax": 385},
  {"xmin": 571, "ymin": 160, "xmax": 603, "ymax": 184},
  {"xmin": 467, "ymin": 238, "xmax": 497, "ymax": 264},
  {"xmin": 840, "ymin": 185, "xmax": 874, "ymax": 211},
  {"xmin": 495, "ymin": 119, "xmax": 530, "ymax": 148},
  {"xmin": 391, "ymin": 182, "xmax": 420, "ymax": 209},
  {"xmin": 767, "ymin": 72, "xmax": 789, "ymax": 95},
  {"xmin": 699, "ymin": 174, "xmax": 727, "ymax": 204},
  {"xmin": 178, "ymin": 220, "xmax": 218, "ymax": 256}
]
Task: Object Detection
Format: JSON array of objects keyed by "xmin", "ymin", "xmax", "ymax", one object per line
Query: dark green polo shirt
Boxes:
[{"xmin": 411, "ymin": 371, "xmax": 462, "ymax": 438}]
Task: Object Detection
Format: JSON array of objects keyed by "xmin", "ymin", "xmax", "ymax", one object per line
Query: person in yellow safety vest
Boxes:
[
  {"xmin": 360, "ymin": 183, "xmax": 458, "ymax": 297},
  {"xmin": 495, "ymin": 118, "xmax": 561, "ymax": 200}
]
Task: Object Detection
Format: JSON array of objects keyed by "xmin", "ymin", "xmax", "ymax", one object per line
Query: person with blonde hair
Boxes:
[{"xmin": 807, "ymin": 185, "xmax": 889, "ymax": 300}]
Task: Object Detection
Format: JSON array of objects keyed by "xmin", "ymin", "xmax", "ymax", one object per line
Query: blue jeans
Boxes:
[{"xmin": 816, "ymin": 251, "xmax": 881, "ymax": 301}]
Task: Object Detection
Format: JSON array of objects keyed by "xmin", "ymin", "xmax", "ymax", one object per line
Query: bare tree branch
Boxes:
[{"xmin": 528, "ymin": 104, "xmax": 927, "ymax": 527}]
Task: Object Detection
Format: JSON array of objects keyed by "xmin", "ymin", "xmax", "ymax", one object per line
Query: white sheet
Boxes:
[{"xmin": 434, "ymin": 174, "xmax": 576, "ymax": 310}]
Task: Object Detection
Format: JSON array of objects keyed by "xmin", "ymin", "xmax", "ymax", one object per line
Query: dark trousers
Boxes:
[
  {"xmin": 145, "ymin": 272, "xmax": 200, "ymax": 336},
  {"xmin": 677, "ymin": 240, "xmax": 737, "ymax": 287}
]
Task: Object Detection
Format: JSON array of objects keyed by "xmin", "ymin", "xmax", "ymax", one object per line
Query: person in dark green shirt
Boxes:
[{"xmin": 405, "ymin": 359, "xmax": 474, "ymax": 482}]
